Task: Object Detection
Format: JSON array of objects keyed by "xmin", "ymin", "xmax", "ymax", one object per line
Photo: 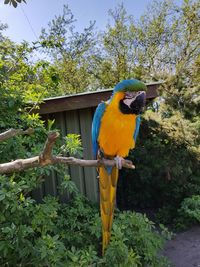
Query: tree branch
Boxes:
[
  {"xmin": 0, "ymin": 128, "xmax": 34, "ymax": 142},
  {"xmin": 0, "ymin": 131, "xmax": 135, "ymax": 174},
  {"xmin": 53, "ymin": 156, "xmax": 135, "ymax": 169},
  {"xmin": 39, "ymin": 132, "xmax": 59, "ymax": 165}
]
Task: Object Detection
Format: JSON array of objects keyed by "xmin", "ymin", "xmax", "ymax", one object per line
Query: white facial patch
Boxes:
[
  {"xmin": 123, "ymin": 92, "xmax": 137, "ymax": 107},
  {"xmin": 123, "ymin": 91, "xmax": 146, "ymax": 107},
  {"xmin": 123, "ymin": 97, "xmax": 136, "ymax": 107}
]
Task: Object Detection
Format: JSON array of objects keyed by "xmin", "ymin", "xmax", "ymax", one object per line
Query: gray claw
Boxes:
[{"xmin": 114, "ymin": 156, "xmax": 124, "ymax": 169}]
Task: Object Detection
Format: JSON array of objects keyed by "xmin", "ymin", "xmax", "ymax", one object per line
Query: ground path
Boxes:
[{"xmin": 163, "ymin": 226, "xmax": 200, "ymax": 267}]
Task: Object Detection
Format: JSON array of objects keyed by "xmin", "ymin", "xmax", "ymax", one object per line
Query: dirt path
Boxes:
[{"xmin": 162, "ymin": 226, "xmax": 200, "ymax": 267}]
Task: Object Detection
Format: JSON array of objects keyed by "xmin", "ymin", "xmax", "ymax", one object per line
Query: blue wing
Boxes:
[
  {"xmin": 92, "ymin": 102, "xmax": 106, "ymax": 158},
  {"xmin": 133, "ymin": 115, "xmax": 141, "ymax": 143}
]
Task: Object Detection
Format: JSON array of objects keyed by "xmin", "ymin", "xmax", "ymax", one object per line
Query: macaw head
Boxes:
[{"xmin": 112, "ymin": 79, "xmax": 147, "ymax": 115}]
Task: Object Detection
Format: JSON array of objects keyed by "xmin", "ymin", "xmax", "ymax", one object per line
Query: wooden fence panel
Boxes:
[
  {"xmin": 44, "ymin": 171, "xmax": 57, "ymax": 197},
  {"xmin": 31, "ymin": 184, "xmax": 44, "ymax": 203},
  {"xmin": 65, "ymin": 110, "xmax": 85, "ymax": 195},
  {"xmin": 79, "ymin": 108, "xmax": 99, "ymax": 202},
  {"xmin": 52, "ymin": 112, "xmax": 69, "ymax": 202}
]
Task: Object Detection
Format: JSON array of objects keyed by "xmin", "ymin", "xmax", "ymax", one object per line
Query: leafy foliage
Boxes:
[
  {"xmin": 118, "ymin": 102, "xmax": 200, "ymax": 227},
  {"xmin": 4, "ymin": 0, "xmax": 26, "ymax": 8},
  {"xmin": 175, "ymin": 195, "xmax": 200, "ymax": 229},
  {"xmin": 105, "ymin": 211, "xmax": 171, "ymax": 267},
  {"xmin": 0, "ymin": 179, "xmax": 170, "ymax": 266},
  {"xmin": 179, "ymin": 196, "xmax": 200, "ymax": 223},
  {"xmin": 60, "ymin": 134, "xmax": 83, "ymax": 157},
  {"xmin": 38, "ymin": 5, "xmax": 99, "ymax": 95}
]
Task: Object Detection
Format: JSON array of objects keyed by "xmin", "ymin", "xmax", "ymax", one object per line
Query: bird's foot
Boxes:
[
  {"xmin": 97, "ymin": 149, "xmax": 105, "ymax": 159},
  {"xmin": 114, "ymin": 156, "xmax": 124, "ymax": 169}
]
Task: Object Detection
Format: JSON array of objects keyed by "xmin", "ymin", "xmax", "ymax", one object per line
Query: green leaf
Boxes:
[
  {"xmin": 11, "ymin": 0, "xmax": 17, "ymax": 7},
  {"xmin": 0, "ymin": 193, "xmax": 5, "ymax": 201}
]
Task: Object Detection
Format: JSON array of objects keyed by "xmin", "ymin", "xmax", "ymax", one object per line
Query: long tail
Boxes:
[{"xmin": 99, "ymin": 166, "xmax": 119, "ymax": 255}]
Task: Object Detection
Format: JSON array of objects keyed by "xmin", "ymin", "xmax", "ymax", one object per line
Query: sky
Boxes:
[{"xmin": 0, "ymin": 0, "xmax": 154, "ymax": 43}]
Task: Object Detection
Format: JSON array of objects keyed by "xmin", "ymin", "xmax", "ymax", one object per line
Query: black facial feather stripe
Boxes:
[{"xmin": 119, "ymin": 93, "xmax": 146, "ymax": 115}]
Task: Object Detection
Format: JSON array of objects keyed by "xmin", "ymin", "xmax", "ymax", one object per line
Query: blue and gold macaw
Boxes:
[{"xmin": 92, "ymin": 79, "xmax": 147, "ymax": 254}]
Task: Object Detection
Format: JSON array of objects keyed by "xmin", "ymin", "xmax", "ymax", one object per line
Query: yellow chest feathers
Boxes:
[{"xmin": 98, "ymin": 92, "xmax": 137, "ymax": 157}]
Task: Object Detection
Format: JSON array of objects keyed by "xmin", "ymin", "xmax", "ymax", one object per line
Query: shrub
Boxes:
[
  {"xmin": 117, "ymin": 107, "xmax": 200, "ymax": 227},
  {"xmin": 105, "ymin": 211, "xmax": 171, "ymax": 267},
  {"xmin": 0, "ymin": 173, "xmax": 171, "ymax": 266},
  {"xmin": 179, "ymin": 195, "xmax": 200, "ymax": 222},
  {"xmin": 174, "ymin": 195, "xmax": 200, "ymax": 230}
]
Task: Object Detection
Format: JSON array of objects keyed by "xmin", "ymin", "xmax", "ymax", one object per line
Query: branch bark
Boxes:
[
  {"xmin": 0, "ymin": 128, "xmax": 34, "ymax": 142},
  {"xmin": 0, "ymin": 130, "xmax": 135, "ymax": 174}
]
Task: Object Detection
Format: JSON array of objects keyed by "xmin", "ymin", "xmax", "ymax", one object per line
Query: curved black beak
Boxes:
[{"xmin": 130, "ymin": 91, "xmax": 146, "ymax": 114}]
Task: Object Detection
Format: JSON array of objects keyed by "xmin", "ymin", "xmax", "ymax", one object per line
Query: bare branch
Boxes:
[
  {"xmin": 53, "ymin": 156, "xmax": 135, "ymax": 169},
  {"xmin": 0, "ymin": 156, "xmax": 135, "ymax": 175},
  {"xmin": 0, "ymin": 156, "xmax": 40, "ymax": 174},
  {"xmin": 39, "ymin": 132, "xmax": 60, "ymax": 165},
  {"xmin": 0, "ymin": 130, "xmax": 135, "ymax": 174},
  {"xmin": 0, "ymin": 128, "xmax": 34, "ymax": 142}
]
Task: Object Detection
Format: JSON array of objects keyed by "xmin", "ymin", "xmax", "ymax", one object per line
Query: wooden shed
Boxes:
[{"xmin": 33, "ymin": 82, "xmax": 161, "ymax": 203}]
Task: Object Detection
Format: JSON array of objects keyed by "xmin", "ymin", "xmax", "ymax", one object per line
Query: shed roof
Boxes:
[{"xmin": 38, "ymin": 82, "xmax": 162, "ymax": 115}]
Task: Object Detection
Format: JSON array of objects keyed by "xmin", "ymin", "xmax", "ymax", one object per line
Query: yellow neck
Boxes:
[{"xmin": 99, "ymin": 92, "xmax": 137, "ymax": 157}]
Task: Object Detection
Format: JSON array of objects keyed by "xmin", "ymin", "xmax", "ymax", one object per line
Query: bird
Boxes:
[{"xmin": 92, "ymin": 79, "xmax": 147, "ymax": 255}]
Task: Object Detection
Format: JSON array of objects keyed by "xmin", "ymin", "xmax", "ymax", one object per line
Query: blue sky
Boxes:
[{"xmin": 0, "ymin": 0, "xmax": 155, "ymax": 43}]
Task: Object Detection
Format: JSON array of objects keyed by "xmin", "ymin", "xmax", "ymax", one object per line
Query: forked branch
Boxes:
[{"xmin": 0, "ymin": 129, "xmax": 135, "ymax": 174}]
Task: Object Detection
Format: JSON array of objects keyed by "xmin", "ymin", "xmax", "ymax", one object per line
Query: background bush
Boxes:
[
  {"xmin": 118, "ymin": 101, "xmax": 200, "ymax": 228},
  {"xmin": 0, "ymin": 173, "xmax": 171, "ymax": 266}
]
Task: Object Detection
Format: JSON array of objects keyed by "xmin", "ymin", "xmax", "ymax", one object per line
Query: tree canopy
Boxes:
[{"xmin": 4, "ymin": 0, "xmax": 26, "ymax": 8}]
